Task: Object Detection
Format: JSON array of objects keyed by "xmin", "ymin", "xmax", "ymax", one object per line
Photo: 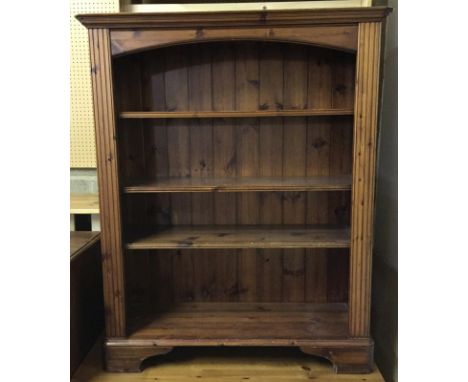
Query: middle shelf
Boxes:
[
  {"xmin": 125, "ymin": 225, "xmax": 350, "ymax": 250},
  {"xmin": 123, "ymin": 175, "xmax": 352, "ymax": 193},
  {"xmin": 119, "ymin": 109, "xmax": 354, "ymax": 119}
]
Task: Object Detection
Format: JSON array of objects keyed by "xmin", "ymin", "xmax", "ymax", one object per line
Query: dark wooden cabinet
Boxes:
[
  {"xmin": 70, "ymin": 232, "xmax": 103, "ymax": 376},
  {"xmin": 78, "ymin": 6, "xmax": 390, "ymax": 373}
]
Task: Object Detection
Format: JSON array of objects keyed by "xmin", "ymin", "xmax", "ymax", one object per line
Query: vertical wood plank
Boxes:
[
  {"xmin": 258, "ymin": 43, "xmax": 283, "ymax": 302},
  {"xmin": 327, "ymin": 248, "xmax": 349, "ymax": 303},
  {"xmin": 165, "ymin": 47, "xmax": 191, "ymax": 225},
  {"xmin": 304, "ymin": 47, "xmax": 333, "ymax": 303},
  {"xmin": 188, "ymin": 44, "xmax": 215, "ymax": 301},
  {"xmin": 212, "ymin": 43, "xmax": 238, "ymax": 302},
  {"xmin": 165, "ymin": 46, "xmax": 190, "ymax": 177},
  {"xmin": 235, "ymin": 42, "xmax": 259, "ymax": 302},
  {"xmin": 282, "ymin": 190, "xmax": 306, "ymax": 302},
  {"xmin": 140, "ymin": 51, "xmax": 173, "ymax": 307},
  {"xmin": 188, "ymin": 44, "xmax": 214, "ymax": 225},
  {"xmin": 150, "ymin": 249, "xmax": 173, "ymax": 306},
  {"xmin": 89, "ymin": 28, "xmax": 125, "ymax": 337},
  {"xmin": 164, "ymin": 46, "xmax": 193, "ymax": 302},
  {"xmin": 332, "ymin": 51, "xmax": 356, "ymax": 111},
  {"xmin": 141, "ymin": 50, "xmax": 168, "ymax": 180},
  {"xmin": 125, "ymin": 251, "xmax": 150, "ymax": 321},
  {"xmin": 349, "ymin": 22, "xmax": 382, "ymax": 337},
  {"xmin": 326, "ymin": 51, "xmax": 355, "ymax": 305},
  {"xmin": 329, "ymin": 49, "xmax": 354, "ymax": 225},
  {"xmin": 114, "ymin": 57, "xmax": 145, "ymax": 185},
  {"xmin": 306, "ymin": 47, "xmax": 333, "ymax": 227},
  {"xmin": 282, "ymin": 44, "xmax": 307, "ymax": 302}
]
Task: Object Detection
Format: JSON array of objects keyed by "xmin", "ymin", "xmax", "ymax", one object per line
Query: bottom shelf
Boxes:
[{"xmin": 127, "ymin": 303, "xmax": 348, "ymax": 345}]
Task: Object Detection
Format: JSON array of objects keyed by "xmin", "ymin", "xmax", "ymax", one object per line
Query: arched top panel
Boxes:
[
  {"xmin": 110, "ymin": 25, "xmax": 357, "ymax": 57},
  {"xmin": 113, "ymin": 40, "xmax": 356, "ymax": 116}
]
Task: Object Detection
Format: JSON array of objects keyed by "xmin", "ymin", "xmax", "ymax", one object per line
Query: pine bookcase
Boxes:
[{"xmin": 78, "ymin": 6, "xmax": 390, "ymax": 373}]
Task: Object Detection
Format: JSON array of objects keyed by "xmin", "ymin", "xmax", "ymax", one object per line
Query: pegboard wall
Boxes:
[{"xmin": 70, "ymin": 0, "xmax": 119, "ymax": 168}]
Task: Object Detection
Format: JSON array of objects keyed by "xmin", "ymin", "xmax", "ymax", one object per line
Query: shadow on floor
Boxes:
[{"xmin": 73, "ymin": 342, "xmax": 384, "ymax": 382}]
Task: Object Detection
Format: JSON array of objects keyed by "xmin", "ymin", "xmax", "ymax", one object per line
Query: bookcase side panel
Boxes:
[
  {"xmin": 349, "ymin": 22, "xmax": 382, "ymax": 337},
  {"xmin": 89, "ymin": 28, "xmax": 126, "ymax": 337}
]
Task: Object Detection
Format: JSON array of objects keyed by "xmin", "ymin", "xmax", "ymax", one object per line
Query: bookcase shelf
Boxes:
[
  {"xmin": 125, "ymin": 225, "xmax": 350, "ymax": 250},
  {"xmin": 79, "ymin": 7, "xmax": 388, "ymax": 374},
  {"xmin": 127, "ymin": 303, "xmax": 349, "ymax": 344},
  {"xmin": 119, "ymin": 109, "xmax": 354, "ymax": 119},
  {"xmin": 123, "ymin": 176, "xmax": 352, "ymax": 193}
]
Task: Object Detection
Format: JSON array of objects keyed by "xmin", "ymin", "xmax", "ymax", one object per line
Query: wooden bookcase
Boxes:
[{"xmin": 78, "ymin": 7, "xmax": 390, "ymax": 374}]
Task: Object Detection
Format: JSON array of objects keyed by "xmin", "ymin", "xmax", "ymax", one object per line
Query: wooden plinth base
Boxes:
[
  {"xmin": 104, "ymin": 338, "xmax": 373, "ymax": 374},
  {"xmin": 105, "ymin": 340, "xmax": 173, "ymax": 372},
  {"xmin": 300, "ymin": 340, "xmax": 374, "ymax": 374}
]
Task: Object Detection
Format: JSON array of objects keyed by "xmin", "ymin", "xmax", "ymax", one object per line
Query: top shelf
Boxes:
[{"xmin": 119, "ymin": 109, "xmax": 354, "ymax": 119}]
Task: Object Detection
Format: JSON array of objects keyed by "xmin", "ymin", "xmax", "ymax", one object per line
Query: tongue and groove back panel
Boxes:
[{"xmin": 113, "ymin": 41, "xmax": 355, "ymax": 309}]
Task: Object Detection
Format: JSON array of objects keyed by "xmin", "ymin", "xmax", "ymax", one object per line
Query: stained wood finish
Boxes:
[
  {"xmin": 127, "ymin": 303, "xmax": 349, "ymax": 342},
  {"xmin": 114, "ymin": 40, "xmax": 354, "ymax": 335},
  {"xmin": 300, "ymin": 342, "xmax": 374, "ymax": 373},
  {"xmin": 124, "ymin": 176, "xmax": 352, "ymax": 193},
  {"xmin": 89, "ymin": 28, "xmax": 126, "ymax": 338},
  {"xmin": 110, "ymin": 25, "xmax": 358, "ymax": 56},
  {"xmin": 124, "ymin": 249, "xmax": 349, "ymax": 316},
  {"xmin": 103, "ymin": 338, "xmax": 374, "ymax": 374},
  {"xmin": 122, "ymin": 191, "xmax": 350, "ymax": 229},
  {"xmin": 79, "ymin": 7, "xmax": 388, "ymax": 375},
  {"xmin": 70, "ymin": 232, "xmax": 103, "ymax": 376},
  {"xmin": 349, "ymin": 22, "xmax": 382, "ymax": 338},
  {"xmin": 75, "ymin": 340, "xmax": 385, "ymax": 381},
  {"xmin": 77, "ymin": 7, "xmax": 391, "ymax": 29},
  {"xmin": 105, "ymin": 342, "xmax": 173, "ymax": 372},
  {"xmin": 120, "ymin": 109, "xmax": 353, "ymax": 118},
  {"xmin": 70, "ymin": 231, "xmax": 99, "ymax": 259},
  {"xmin": 113, "ymin": 42, "xmax": 355, "ymax": 187},
  {"xmin": 126, "ymin": 226, "xmax": 350, "ymax": 249}
]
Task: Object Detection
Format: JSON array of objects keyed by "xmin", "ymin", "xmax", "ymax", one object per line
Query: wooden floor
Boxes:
[{"xmin": 72, "ymin": 339, "xmax": 384, "ymax": 382}]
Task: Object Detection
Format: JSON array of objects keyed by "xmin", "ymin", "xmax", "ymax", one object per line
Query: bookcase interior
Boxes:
[{"xmin": 113, "ymin": 40, "xmax": 355, "ymax": 338}]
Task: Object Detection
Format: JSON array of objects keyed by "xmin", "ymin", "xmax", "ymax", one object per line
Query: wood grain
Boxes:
[
  {"xmin": 110, "ymin": 25, "xmax": 358, "ymax": 56},
  {"xmin": 126, "ymin": 226, "xmax": 350, "ymax": 250},
  {"xmin": 257, "ymin": 42, "xmax": 284, "ymax": 302},
  {"xmin": 234, "ymin": 42, "xmax": 260, "ymax": 303},
  {"xmin": 188, "ymin": 43, "xmax": 216, "ymax": 302},
  {"xmin": 120, "ymin": 109, "xmax": 353, "ymax": 118},
  {"xmin": 74, "ymin": 338, "xmax": 384, "ymax": 380},
  {"xmin": 79, "ymin": 8, "xmax": 388, "ymax": 374},
  {"xmin": 113, "ymin": 42, "xmax": 355, "ymax": 185},
  {"xmin": 124, "ymin": 176, "xmax": 352, "ymax": 193},
  {"xmin": 349, "ymin": 22, "xmax": 382, "ymax": 338},
  {"xmin": 77, "ymin": 7, "xmax": 391, "ymax": 29},
  {"xmin": 212, "ymin": 43, "xmax": 239, "ymax": 302},
  {"xmin": 70, "ymin": 193, "xmax": 99, "ymax": 214},
  {"xmin": 111, "ymin": 41, "xmax": 355, "ymax": 315},
  {"xmin": 88, "ymin": 28, "xmax": 125, "ymax": 338},
  {"xmin": 70, "ymin": 232, "xmax": 103, "ymax": 376},
  {"xmin": 70, "ymin": 231, "xmax": 100, "ymax": 259},
  {"xmin": 305, "ymin": 47, "xmax": 333, "ymax": 305},
  {"xmin": 281, "ymin": 44, "xmax": 308, "ymax": 303},
  {"xmin": 301, "ymin": 343, "xmax": 374, "ymax": 374},
  {"xmin": 127, "ymin": 303, "xmax": 349, "ymax": 342}
]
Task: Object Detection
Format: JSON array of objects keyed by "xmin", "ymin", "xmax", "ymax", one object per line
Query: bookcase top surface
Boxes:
[{"xmin": 77, "ymin": 6, "xmax": 391, "ymax": 29}]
